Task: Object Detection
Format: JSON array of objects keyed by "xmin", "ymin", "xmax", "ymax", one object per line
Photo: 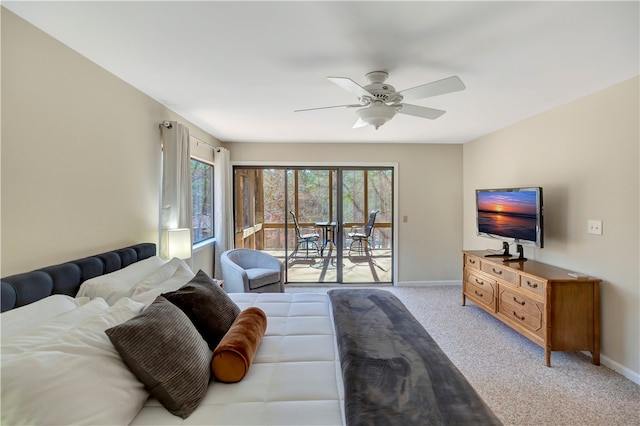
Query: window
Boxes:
[{"xmin": 191, "ymin": 158, "xmax": 214, "ymax": 243}]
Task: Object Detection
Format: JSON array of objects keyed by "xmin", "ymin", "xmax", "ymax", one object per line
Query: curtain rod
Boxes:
[
  {"xmin": 191, "ymin": 134, "xmax": 220, "ymax": 152},
  {"xmin": 161, "ymin": 121, "xmax": 220, "ymax": 152}
]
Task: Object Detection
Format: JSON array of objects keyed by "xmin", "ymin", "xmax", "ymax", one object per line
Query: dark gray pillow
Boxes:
[
  {"xmin": 163, "ymin": 269, "xmax": 241, "ymax": 350},
  {"xmin": 105, "ymin": 296, "xmax": 210, "ymax": 419}
]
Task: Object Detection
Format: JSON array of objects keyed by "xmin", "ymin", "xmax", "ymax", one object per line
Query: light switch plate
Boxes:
[{"xmin": 587, "ymin": 219, "xmax": 603, "ymax": 235}]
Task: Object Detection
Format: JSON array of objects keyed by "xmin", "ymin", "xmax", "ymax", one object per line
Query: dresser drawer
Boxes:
[
  {"xmin": 519, "ymin": 275, "xmax": 546, "ymax": 298},
  {"xmin": 498, "ymin": 287, "xmax": 544, "ymax": 337},
  {"xmin": 481, "ymin": 262, "xmax": 517, "ymax": 285},
  {"xmin": 499, "ymin": 287, "xmax": 543, "ymax": 318},
  {"xmin": 464, "ymin": 254, "xmax": 481, "ymax": 270},
  {"xmin": 465, "ymin": 270, "xmax": 496, "ymax": 295},
  {"xmin": 465, "ymin": 281, "xmax": 496, "ymax": 310}
]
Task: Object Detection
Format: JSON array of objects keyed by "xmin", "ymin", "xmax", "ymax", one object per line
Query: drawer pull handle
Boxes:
[
  {"xmin": 474, "ymin": 290, "xmax": 483, "ymax": 298},
  {"xmin": 526, "ymin": 281, "xmax": 538, "ymax": 289},
  {"xmin": 469, "ymin": 259, "xmax": 476, "ymax": 264},
  {"xmin": 512, "ymin": 311, "xmax": 525, "ymax": 321},
  {"xmin": 475, "ymin": 278, "xmax": 484, "ymax": 285},
  {"xmin": 513, "ymin": 297, "xmax": 526, "ymax": 306},
  {"xmin": 492, "ymin": 268, "xmax": 502, "ymax": 275}
]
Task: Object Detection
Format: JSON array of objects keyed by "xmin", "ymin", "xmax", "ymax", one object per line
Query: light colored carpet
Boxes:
[{"xmin": 286, "ymin": 285, "xmax": 640, "ymax": 426}]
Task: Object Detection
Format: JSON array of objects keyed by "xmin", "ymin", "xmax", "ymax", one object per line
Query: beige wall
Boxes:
[
  {"xmin": 1, "ymin": 9, "xmax": 219, "ymax": 275},
  {"xmin": 463, "ymin": 76, "xmax": 640, "ymax": 381},
  {"xmin": 226, "ymin": 142, "xmax": 463, "ymax": 284}
]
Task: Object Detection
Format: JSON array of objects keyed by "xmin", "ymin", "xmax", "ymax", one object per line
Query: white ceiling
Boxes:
[{"xmin": 4, "ymin": 1, "xmax": 639, "ymax": 144}]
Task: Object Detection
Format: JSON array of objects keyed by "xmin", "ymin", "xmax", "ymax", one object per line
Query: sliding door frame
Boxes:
[{"xmin": 233, "ymin": 161, "xmax": 399, "ymax": 286}]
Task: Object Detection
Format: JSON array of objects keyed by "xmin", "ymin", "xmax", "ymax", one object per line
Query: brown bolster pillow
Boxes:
[{"xmin": 211, "ymin": 306, "xmax": 267, "ymax": 383}]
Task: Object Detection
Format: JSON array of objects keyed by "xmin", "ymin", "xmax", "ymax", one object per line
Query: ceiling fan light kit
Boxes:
[
  {"xmin": 356, "ymin": 102, "xmax": 399, "ymax": 130},
  {"xmin": 296, "ymin": 71, "xmax": 466, "ymax": 130}
]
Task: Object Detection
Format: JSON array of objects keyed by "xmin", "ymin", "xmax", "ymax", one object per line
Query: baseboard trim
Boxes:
[
  {"xmin": 397, "ymin": 280, "xmax": 462, "ymax": 287},
  {"xmin": 597, "ymin": 353, "xmax": 640, "ymax": 385}
]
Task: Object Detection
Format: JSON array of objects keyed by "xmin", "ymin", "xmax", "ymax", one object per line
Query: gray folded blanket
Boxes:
[{"xmin": 328, "ymin": 288, "xmax": 502, "ymax": 426}]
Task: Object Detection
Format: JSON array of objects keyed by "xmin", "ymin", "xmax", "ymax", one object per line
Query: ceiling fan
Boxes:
[{"xmin": 295, "ymin": 71, "xmax": 466, "ymax": 130}]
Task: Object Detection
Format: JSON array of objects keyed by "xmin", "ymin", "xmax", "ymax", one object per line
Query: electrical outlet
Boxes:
[
  {"xmin": 587, "ymin": 219, "xmax": 603, "ymax": 235},
  {"xmin": 402, "ymin": 215, "xmax": 408, "ymax": 223}
]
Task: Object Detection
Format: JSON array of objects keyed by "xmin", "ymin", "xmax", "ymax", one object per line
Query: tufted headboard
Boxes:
[{"xmin": 1, "ymin": 243, "xmax": 156, "ymax": 313}]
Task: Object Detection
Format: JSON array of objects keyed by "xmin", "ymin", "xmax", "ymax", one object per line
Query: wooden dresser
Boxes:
[{"xmin": 462, "ymin": 250, "xmax": 601, "ymax": 366}]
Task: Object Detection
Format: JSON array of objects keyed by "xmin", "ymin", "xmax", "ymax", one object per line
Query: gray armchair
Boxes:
[{"xmin": 220, "ymin": 249, "xmax": 284, "ymax": 293}]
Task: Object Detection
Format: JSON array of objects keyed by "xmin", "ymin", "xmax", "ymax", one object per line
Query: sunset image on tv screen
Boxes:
[{"xmin": 477, "ymin": 190, "xmax": 537, "ymax": 241}]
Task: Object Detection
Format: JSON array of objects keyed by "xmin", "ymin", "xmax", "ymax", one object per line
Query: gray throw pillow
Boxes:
[
  {"xmin": 162, "ymin": 269, "xmax": 241, "ymax": 350},
  {"xmin": 105, "ymin": 296, "xmax": 210, "ymax": 419}
]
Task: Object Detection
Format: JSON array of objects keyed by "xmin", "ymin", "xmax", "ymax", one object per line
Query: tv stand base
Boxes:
[
  {"xmin": 503, "ymin": 244, "xmax": 527, "ymax": 262},
  {"xmin": 485, "ymin": 241, "xmax": 511, "ymax": 258}
]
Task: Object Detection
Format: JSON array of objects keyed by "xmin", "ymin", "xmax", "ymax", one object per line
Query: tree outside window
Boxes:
[{"xmin": 191, "ymin": 159, "xmax": 214, "ymax": 243}]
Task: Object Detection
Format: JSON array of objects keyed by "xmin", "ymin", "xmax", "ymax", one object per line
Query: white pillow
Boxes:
[
  {"xmin": 76, "ymin": 255, "xmax": 166, "ymax": 305},
  {"xmin": 1, "ymin": 298, "xmax": 148, "ymax": 426},
  {"xmin": 1, "ymin": 295, "xmax": 90, "ymax": 341},
  {"xmin": 1, "ymin": 298, "xmax": 110, "ymax": 355},
  {"xmin": 129, "ymin": 258, "xmax": 195, "ymax": 306}
]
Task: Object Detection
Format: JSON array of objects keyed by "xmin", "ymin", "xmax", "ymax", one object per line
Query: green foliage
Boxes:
[
  {"xmin": 239, "ymin": 167, "xmax": 393, "ymax": 250},
  {"xmin": 191, "ymin": 159, "xmax": 213, "ymax": 243}
]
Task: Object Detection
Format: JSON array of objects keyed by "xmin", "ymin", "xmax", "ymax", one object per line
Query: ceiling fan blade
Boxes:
[
  {"xmin": 328, "ymin": 77, "xmax": 374, "ymax": 99},
  {"xmin": 295, "ymin": 104, "xmax": 362, "ymax": 112},
  {"xmin": 398, "ymin": 103, "xmax": 446, "ymax": 120},
  {"xmin": 352, "ymin": 118, "xmax": 368, "ymax": 128},
  {"xmin": 397, "ymin": 76, "xmax": 466, "ymax": 102}
]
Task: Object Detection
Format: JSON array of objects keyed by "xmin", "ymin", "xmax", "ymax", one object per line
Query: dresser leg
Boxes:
[
  {"xmin": 545, "ymin": 350, "xmax": 551, "ymax": 367},
  {"xmin": 591, "ymin": 351, "xmax": 600, "ymax": 365}
]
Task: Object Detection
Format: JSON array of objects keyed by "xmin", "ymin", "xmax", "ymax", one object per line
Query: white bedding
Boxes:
[
  {"xmin": 1, "ymin": 292, "xmax": 345, "ymax": 425},
  {"xmin": 76, "ymin": 255, "xmax": 168, "ymax": 305},
  {"xmin": 1, "ymin": 298, "xmax": 149, "ymax": 425},
  {"xmin": 1, "ymin": 294, "xmax": 90, "ymax": 339},
  {"xmin": 75, "ymin": 256, "xmax": 195, "ymax": 307},
  {"xmin": 131, "ymin": 293, "xmax": 345, "ymax": 426}
]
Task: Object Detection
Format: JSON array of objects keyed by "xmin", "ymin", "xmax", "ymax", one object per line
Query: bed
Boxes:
[{"xmin": 1, "ymin": 243, "xmax": 501, "ymax": 425}]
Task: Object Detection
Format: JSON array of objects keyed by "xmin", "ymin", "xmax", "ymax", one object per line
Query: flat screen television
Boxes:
[{"xmin": 476, "ymin": 187, "xmax": 544, "ymax": 255}]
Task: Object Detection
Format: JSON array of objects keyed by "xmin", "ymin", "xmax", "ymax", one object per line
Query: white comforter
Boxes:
[
  {"xmin": 131, "ymin": 293, "xmax": 345, "ymax": 425},
  {"xmin": 1, "ymin": 292, "xmax": 344, "ymax": 425}
]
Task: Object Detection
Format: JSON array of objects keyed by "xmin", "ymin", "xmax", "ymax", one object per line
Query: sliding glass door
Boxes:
[
  {"xmin": 233, "ymin": 166, "xmax": 393, "ymax": 285},
  {"xmin": 340, "ymin": 168, "xmax": 393, "ymax": 284},
  {"xmin": 286, "ymin": 168, "xmax": 337, "ymax": 283}
]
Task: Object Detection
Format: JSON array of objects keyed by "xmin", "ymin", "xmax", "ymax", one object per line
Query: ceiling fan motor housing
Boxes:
[
  {"xmin": 361, "ymin": 71, "xmax": 402, "ymax": 103},
  {"xmin": 362, "ymin": 83, "xmax": 400, "ymax": 103}
]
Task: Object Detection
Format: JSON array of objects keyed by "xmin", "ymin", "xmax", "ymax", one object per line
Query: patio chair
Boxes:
[
  {"xmin": 290, "ymin": 211, "xmax": 320, "ymax": 259},
  {"xmin": 348, "ymin": 210, "xmax": 379, "ymax": 256}
]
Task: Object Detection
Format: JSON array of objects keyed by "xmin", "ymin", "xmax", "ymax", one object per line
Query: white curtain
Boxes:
[
  {"xmin": 160, "ymin": 122, "xmax": 193, "ymax": 259},
  {"xmin": 213, "ymin": 147, "xmax": 234, "ymax": 279}
]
